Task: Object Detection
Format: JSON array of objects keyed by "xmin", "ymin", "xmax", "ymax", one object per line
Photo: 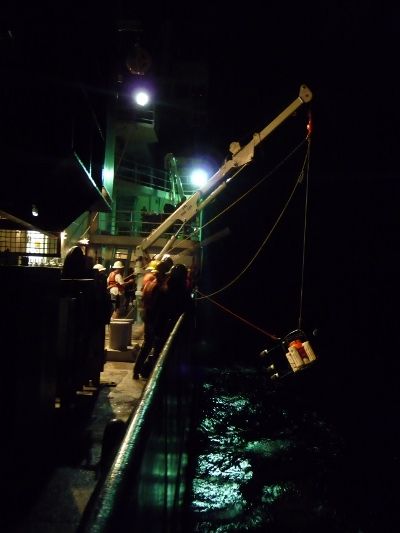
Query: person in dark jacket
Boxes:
[
  {"xmin": 92, "ymin": 263, "xmax": 112, "ymax": 373},
  {"xmin": 133, "ymin": 263, "xmax": 192, "ymax": 379},
  {"xmin": 93, "ymin": 263, "xmax": 112, "ymax": 326},
  {"xmin": 62, "ymin": 245, "xmax": 88, "ymax": 278}
]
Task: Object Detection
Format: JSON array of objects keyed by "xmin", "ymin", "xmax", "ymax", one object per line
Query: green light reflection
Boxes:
[{"xmin": 192, "ymin": 478, "xmax": 245, "ymax": 512}]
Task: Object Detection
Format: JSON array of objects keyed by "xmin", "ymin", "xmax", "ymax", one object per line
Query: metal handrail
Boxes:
[
  {"xmin": 97, "ymin": 211, "xmax": 201, "ymax": 240},
  {"xmin": 117, "ymin": 158, "xmax": 198, "ymax": 197},
  {"xmin": 78, "ymin": 313, "xmax": 194, "ymax": 533}
]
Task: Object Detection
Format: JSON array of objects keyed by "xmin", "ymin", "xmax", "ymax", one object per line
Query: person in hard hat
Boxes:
[
  {"xmin": 123, "ymin": 267, "xmax": 136, "ymax": 316},
  {"xmin": 93, "ymin": 263, "xmax": 108, "ymax": 308},
  {"xmin": 142, "ymin": 254, "xmax": 174, "ymax": 290},
  {"xmin": 159, "ymin": 254, "xmax": 173, "ymax": 273},
  {"xmin": 133, "ymin": 255, "xmax": 176, "ymax": 379},
  {"xmin": 142, "ymin": 258, "xmax": 160, "ymax": 289},
  {"xmin": 133, "ymin": 269, "xmax": 163, "ymax": 379},
  {"xmin": 107, "ymin": 260, "xmax": 134, "ymax": 318},
  {"xmin": 93, "ymin": 263, "xmax": 110, "ymax": 310},
  {"xmin": 153, "ymin": 254, "xmax": 174, "ymax": 285},
  {"xmin": 92, "ymin": 262, "xmax": 112, "ymax": 367},
  {"xmin": 133, "ymin": 262, "xmax": 191, "ymax": 380},
  {"xmin": 93, "ymin": 263, "xmax": 106, "ymax": 273}
]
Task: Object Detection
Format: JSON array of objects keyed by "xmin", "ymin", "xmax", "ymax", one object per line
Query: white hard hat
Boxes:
[
  {"xmin": 112, "ymin": 260, "xmax": 124, "ymax": 269},
  {"xmin": 93, "ymin": 263, "xmax": 106, "ymax": 272}
]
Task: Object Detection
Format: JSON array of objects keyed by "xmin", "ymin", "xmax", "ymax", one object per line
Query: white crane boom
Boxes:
[{"xmin": 136, "ymin": 84, "xmax": 312, "ymax": 259}]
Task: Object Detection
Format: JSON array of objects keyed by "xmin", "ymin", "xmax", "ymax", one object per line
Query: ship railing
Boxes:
[
  {"xmin": 97, "ymin": 210, "xmax": 201, "ymax": 241},
  {"xmin": 116, "ymin": 157, "xmax": 198, "ymax": 197},
  {"xmin": 77, "ymin": 312, "xmax": 198, "ymax": 533},
  {"xmin": 117, "ymin": 162, "xmax": 170, "ymax": 192}
]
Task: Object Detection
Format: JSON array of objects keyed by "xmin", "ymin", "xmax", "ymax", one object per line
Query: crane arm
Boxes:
[{"xmin": 136, "ymin": 84, "xmax": 312, "ymax": 258}]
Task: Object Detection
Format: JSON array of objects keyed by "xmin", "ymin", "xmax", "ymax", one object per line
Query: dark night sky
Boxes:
[
  {"xmin": 140, "ymin": 3, "xmax": 398, "ymax": 172},
  {"xmin": 2, "ymin": 3, "xmax": 398, "ymax": 352},
  {"xmin": 166, "ymin": 4, "xmax": 400, "ymax": 349},
  {"xmin": 2, "ymin": 2, "xmax": 397, "ymax": 173}
]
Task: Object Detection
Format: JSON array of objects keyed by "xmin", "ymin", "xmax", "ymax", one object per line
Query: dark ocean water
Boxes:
[
  {"xmin": 185, "ymin": 356, "xmax": 399, "ymax": 533},
  {"xmin": 189, "ymin": 173, "xmax": 400, "ymax": 532}
]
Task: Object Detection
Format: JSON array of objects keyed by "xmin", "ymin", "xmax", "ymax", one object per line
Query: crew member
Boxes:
[{"xmin": 107, "ymin": 260, "xmax": 134, "ymax": 318}]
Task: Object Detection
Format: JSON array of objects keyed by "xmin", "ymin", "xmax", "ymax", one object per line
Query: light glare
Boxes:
[
  {"xmin": 190, "ymin": 169, "xmax": 208, "ymax": 188},
  {"xmin": 134, "ymin": 91, "xmax": 150, "ymax": 107}
]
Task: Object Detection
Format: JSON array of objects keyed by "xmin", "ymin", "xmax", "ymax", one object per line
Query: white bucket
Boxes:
[{"xmin": 109, "ymin": 319, "xmax": 133, "ymax": 350}]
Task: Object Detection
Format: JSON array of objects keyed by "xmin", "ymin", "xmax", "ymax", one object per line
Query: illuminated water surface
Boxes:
[{"xmin": 186, "ymin": 366, "xmax": 362, "ymax": 532}]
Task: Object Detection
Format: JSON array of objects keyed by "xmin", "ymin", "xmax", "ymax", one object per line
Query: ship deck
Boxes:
[{"xmin": 5, "ymin": 323, "xmax": 147, "ymax": 533}]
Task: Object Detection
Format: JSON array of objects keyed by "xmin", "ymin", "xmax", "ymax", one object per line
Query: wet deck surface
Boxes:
[{"xmin": 3, "ymin": 324, "xmax": 147, "ymax": 533}]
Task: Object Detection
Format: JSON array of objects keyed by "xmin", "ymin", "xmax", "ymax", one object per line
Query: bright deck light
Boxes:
[
  {"xmin": 133, "ymin": 90, "xmax": 150, "ymax": 107},
  {"xmin": 190, "ymin": 169, "xmax": 208, "ymax": 188}
]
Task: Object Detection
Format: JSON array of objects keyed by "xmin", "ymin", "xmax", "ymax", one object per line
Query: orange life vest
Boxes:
[{"xmin": 107, "ymin": 271, "xmax": 125, "ymax": 293}]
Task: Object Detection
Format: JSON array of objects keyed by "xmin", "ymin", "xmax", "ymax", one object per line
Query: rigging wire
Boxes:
[
  {"xmin": 297, "ymin": 131, "xmax": 312, "ymax": 330},
  {"xmin": 80, "ymin": 85, "xmax": 105, "ymax": 143},
  {"xmin": 196, "ymin": 290, "xmax": 281, "ymax": 341},
  {"xmin": 115, "ymin": 128, "xmax": 135, "ymax": 176},
  {"xmin": 192, "ymin": 131, "xmax": 312, "ymax": 340},
  {"xmin": 200, "ymin": 138, "xmax": 308, "ymax": 235},
  {"xmin": 195, "ymin": 136, "xmax": 311, "ymax": 301},
  {"xmin": 79, "ymin": 212, "xmax": 99, "ymax": 240},
  {"xmin": 168, "ymin": 135, "xmax": 309, "ymax": 256}
]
